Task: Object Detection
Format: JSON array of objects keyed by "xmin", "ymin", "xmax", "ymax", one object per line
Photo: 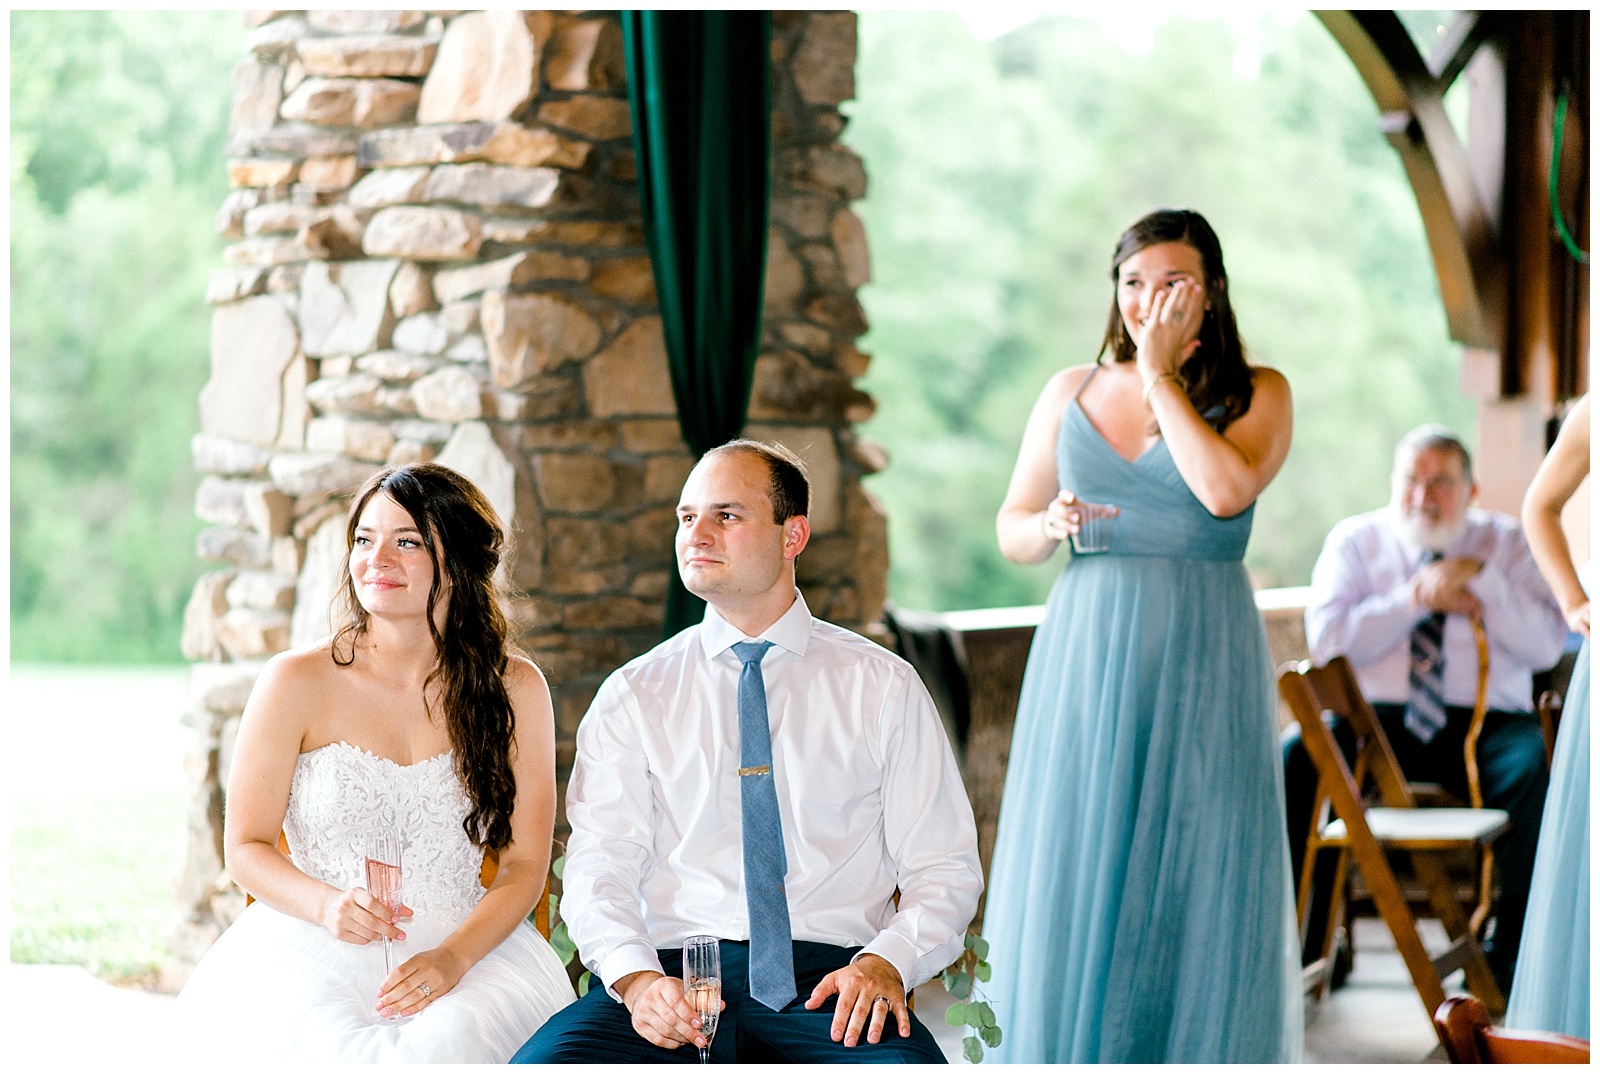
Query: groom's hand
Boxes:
[
  {"xmin": 805, "ymin": 953, "xmax": 909, "ymax": 1047},
  {"xmin": 617, "ymin": 970, "xmax": 715, "ymax": 1051}
]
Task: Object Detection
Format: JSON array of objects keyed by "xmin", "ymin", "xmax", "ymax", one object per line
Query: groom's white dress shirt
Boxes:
[{"xmin": 561, "ymin": 592, "xmax": 984, "ymax": 998}]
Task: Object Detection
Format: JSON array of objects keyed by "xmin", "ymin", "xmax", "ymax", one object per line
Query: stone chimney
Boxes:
[{"xmin": 169, "ymin": 9, "xmax": 886, "ymax": 980}]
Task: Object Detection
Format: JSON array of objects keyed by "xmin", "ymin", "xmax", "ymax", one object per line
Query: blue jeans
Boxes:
[{"xmin": 512, "ymin": 940, "xmax": 946, "ymax": 1063}]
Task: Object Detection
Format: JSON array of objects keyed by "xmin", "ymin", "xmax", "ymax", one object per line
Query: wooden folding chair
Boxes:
[
  {"xmin": 247, "ymin": 832, "xmax": 551, "ymax": 938},
  {"xmin": 1459, "ymin": 619, "xmax": 1497, "ymax": 938},
  {"xmin": 1434, "ymin": 995, "xmax": 1590, "ymax": 1063},
  {"xmin": 1278, "ymin": 656, "xmax": 1509, "ymax": 1036}
]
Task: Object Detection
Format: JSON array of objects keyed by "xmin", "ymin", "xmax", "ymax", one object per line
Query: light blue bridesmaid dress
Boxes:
[
  {"xmin": 984, "ymin": 371, "xmax": 1302, "ymax": 1062},
  {"xmin": 1505, "ymin": 641, "xmax": 1589, "ymax": 1038}
]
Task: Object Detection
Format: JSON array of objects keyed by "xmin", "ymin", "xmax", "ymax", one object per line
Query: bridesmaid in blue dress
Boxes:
[
  {"xmin": 985, "ymin": 209, "xmax": 1301, "ymax": 1062},
  {"xmin": 1508, "ymin": 393, "xmax": 1589, "ymax": 1038}
]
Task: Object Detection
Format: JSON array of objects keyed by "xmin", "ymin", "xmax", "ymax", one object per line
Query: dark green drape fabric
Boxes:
[{"xmin": 621, "ymin": 10, "xmax": 773, "ymax": 638}]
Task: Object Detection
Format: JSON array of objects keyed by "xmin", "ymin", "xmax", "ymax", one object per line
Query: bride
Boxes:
[{"xmin": 172, "ymin": 463, "xmax": 575, "ymax": 1062}]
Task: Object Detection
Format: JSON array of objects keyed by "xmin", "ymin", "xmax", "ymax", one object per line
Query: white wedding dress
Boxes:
[{"xmin": 171, "ymin": 742, "xmax": 575, "ymax": 1063}]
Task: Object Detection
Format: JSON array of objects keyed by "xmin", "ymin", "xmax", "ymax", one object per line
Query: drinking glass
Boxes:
[
  {"xmin": 364, "ymin": 827, "xmax": 404, "ymax": 1021},
  {"xmin": 1070, "ymin": 501, "xmax": 1119, "ymax": 554},
  {"xmin": 681, "ymin": 935, "xmax": 721, "ymax": 1063}
]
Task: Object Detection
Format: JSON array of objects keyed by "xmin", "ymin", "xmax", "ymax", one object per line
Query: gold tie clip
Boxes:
[{"xmin": 738, "ymin": 765, "xmax": 771, "ymax": 777}]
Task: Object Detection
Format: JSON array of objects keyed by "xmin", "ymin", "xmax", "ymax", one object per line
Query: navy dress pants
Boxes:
[
  {"xmin": 512, "ymin": 940, "xmax": 946, "ymax": 1064},
  {"xmin": 1282, "ymin": 704, "xmax": 1548, "ymax": 987}
]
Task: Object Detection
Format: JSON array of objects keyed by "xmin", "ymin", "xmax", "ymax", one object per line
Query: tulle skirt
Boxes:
[
  {"xmin": 983, "ymin": 553, "xmax": 1302, "ymax": 1062},
  {"xmin": 170, "ymin": 900, "xmax": 574, "ymax": 1063},
  {"xmin": 1506, "ymin": 641, "xmax": 1589, "ymax": 1038}
]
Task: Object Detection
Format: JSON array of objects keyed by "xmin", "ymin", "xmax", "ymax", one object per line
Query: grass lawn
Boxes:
[
  {"xmin": 8, "ymin": 665, "xmax": 191, "ymax": 989},
  {"xmin": 10, "ymin": 789, "xmax": 187, "ymax": 986}
]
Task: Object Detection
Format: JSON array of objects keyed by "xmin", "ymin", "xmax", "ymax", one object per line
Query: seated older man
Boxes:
[{"xmin": 1285, "ymin": 424, "xmax": 1565, "ymax": 992}]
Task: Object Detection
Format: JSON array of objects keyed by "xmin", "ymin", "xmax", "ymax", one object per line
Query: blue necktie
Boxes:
[
  {"xmin": 1404, "ymin": 551, "xmax": 1449, "ymax": 743},
  {"xmin": 731, "ymin": 640, "xmax": 796, "ymax": 1012}
]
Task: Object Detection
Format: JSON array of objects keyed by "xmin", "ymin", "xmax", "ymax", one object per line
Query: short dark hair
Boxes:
[
  {"xmin": 707, "ymin": 439, "xmax": 810, "ymax": 523},
  {"xmin": 1395, "ymin": 424, "xmax": 1474, "ymax": 483}
]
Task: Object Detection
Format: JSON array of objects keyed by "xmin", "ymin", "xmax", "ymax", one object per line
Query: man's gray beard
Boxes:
[{"xmin": 1391, "ymin": 505, "xmax": 1467, "ymax": 553}]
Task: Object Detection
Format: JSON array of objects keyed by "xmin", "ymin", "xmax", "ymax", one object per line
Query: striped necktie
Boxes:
[
  {"xmin": 1404, "ymin": 551, "xmax": 1449, "ymax": 743},
  {"xmin": 731, "ymin": 640, "xmax": 797, "ymax": 1011}
]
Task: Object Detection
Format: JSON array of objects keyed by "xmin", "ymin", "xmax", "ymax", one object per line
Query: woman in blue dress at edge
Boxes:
[
  {"xmin": 984, "ymin": 208, "xmax": 1302, "ymax": 1062},
  {"xmin": 1506, "ymin": 393, "xmax": 1589, "ymax": 1039}
]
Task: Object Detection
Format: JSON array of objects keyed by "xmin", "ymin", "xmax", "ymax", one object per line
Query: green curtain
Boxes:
[{"xmin": 621, "ymin": 11, "xmax": 773, "ymax": 637}]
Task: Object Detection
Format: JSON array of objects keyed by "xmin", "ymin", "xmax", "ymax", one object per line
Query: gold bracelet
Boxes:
[{"xmin": 1142, "ymin": 373, "xmax": 1179, "ymax": 404}]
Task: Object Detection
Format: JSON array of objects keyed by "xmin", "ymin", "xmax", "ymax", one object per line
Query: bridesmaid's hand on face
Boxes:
[{"xmin": 1135, "ymin": 278, "xmax": 1205, "ymax": 380}]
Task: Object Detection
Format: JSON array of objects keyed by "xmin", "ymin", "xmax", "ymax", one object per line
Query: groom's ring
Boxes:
[
  {"xmin": 872, "ymin": 996, "xmax": 887, "ymax": 1008},
  {"xmin": 419, "ymin": 984, "xmax": 432, "ymax": 998}
]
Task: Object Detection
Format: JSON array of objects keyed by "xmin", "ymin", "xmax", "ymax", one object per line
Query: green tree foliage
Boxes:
[
  {"xmin": 846, "ymin": 12, "xmax": 1476, "ymax": 611},
  {"xmin": 10, "ymin": 11, "xmax": 243, "ymax": 661}
]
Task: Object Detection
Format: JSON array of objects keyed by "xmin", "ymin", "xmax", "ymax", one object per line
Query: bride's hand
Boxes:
[
  {"xmin": 320, "ymin": 887, "xmax": 411, "ymax": 945},
  {"xmin": 377, "ymin": 947, "xmax": 469, "ymax": 1018},
  {"xmin": 1134, "ymin": 278, "xmax": 1205, "ymax": 386}
]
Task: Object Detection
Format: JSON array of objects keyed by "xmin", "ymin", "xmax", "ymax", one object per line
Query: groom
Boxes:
[{"xmin": 513, "ymin": 439, "xmax": 982, "ymax": 1062}]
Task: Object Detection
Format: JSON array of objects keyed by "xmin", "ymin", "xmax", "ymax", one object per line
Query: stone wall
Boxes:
[{"xmin": 169, "ymin": 9, "xmax": 885, "ymax": 979}]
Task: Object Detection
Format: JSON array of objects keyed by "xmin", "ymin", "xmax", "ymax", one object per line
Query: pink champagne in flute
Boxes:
[{"xmin": 364, "ymin": 827, "xmax": 404, "ymax": 1020}]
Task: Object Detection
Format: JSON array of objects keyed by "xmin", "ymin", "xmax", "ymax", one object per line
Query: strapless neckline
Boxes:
[
  {"xmin": 284, "ymin": 739, "xmax": 483, "ymax": 918},
  {"xmin": 304, "ymin": 739, "xmax": 454, "ymax": 770}
]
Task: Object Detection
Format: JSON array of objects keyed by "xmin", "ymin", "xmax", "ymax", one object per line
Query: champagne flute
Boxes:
[
  {"xmin": 364, "ymin": 827, "xmax": 404, "ymax": 1021},
  {"xmin": 682, "ymin": 935, "xmax": 721, "ymax": 1063}
]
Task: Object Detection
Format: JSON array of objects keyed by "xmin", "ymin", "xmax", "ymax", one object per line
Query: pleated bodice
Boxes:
[{"xmin": 1059, "ymin": 396, "xmax": 1253, "ymax": 561}]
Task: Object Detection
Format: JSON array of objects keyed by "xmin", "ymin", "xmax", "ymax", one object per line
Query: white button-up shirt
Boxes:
[
  {"xmin": 1305, "ymin": 507, "xmax": 1566, "ymax": 712},
  {"xmin": 561, "ymin": 592, "xmax": 984, "ymax": 997}
]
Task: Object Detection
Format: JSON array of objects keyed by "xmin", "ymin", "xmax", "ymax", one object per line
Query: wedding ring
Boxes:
[{"xmin": 419, "ymin": 984, "xmax": 432, "ymax": 998}]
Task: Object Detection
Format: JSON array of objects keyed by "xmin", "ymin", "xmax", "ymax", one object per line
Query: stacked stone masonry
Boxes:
[{"xmin": 172, "ymin": 9, "xmax": 888, "ymax": 978}]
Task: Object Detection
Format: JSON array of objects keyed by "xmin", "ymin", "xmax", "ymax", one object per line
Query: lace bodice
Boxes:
[{"xmin": 283, "ymin": 742, "xmax": 487, "ymax": 920}]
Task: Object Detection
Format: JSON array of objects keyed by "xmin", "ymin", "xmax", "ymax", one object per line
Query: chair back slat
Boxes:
[
  {"xmin": 1299, "ymin": 658, "xmax": 1416, "ymax": 808},
  {"xmin": 1435, "ymin": 995, "xmax": 1591, "ymax": 1064},
  {"xmin": 1278, "ymin": 665, "xmax": 1377, "ymax": 850}
]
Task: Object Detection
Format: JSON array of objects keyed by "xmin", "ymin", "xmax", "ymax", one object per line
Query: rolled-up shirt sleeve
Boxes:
[
  {"xmin": 560, "ymin": 673, "xmax": 664, "ymax": 999},
  {"xmin": 1466, "ymin": 525, "xmax": 1567, "ymax": 674},
  {"xmin": 1307, "ymin": 519, "xmax": 1425, "ymax": 665},
  {"xmin": 855, "ymin": 665, "xmax": 983, "ymax": 991}
]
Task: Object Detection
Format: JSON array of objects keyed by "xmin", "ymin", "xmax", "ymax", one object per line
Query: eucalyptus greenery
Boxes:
[
  {"xmin": 543, "ymin": 853, "xmax": 593, "ymax": 997},
  {"xmin": 942, "ymin": 932, "xmax": 1000, "ymax": 1062}
]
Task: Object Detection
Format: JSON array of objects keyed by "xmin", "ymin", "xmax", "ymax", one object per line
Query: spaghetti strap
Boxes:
[{"xmin": 1072, "ymin": 364, "xmax": 1101, "ymax": 401}]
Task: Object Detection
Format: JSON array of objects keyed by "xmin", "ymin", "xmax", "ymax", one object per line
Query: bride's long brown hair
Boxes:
[{"xmin": 332, "ymin": 464, "xmax": 519, "ymax": 852}]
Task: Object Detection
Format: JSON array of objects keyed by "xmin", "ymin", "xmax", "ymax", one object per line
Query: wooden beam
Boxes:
[
  {"xmin": 1428, "ymin": 11, "xmax": 1493, "ymax": 90},
  {"xmin": 1315, "ymin": 11, "xmax": 1503, "ymax": 350}
]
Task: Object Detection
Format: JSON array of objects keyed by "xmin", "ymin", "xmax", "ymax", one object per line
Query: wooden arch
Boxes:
[{"xmin": 1317, "ymin": 10, "xmax": 1589, "ymax": 514}]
